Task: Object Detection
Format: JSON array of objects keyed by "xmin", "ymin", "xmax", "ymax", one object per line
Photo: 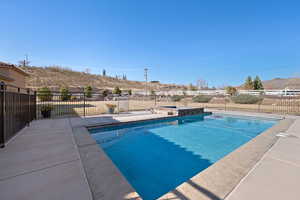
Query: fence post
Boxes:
[
  {"xmin": 0, "ymin": 82, "xmax": 6, "ymax": 148},
  {"xmin": 27, "ymin": 89, "xmax": 30, "ymax": 126},
  {"xmin": 34, "ymin": 91, "xmax": 37, "ymax": 120},
  {"xmin": 117, "ymin": 97, "xmax": 120, "ymax": 115},
  {"xmin": 83, "ymin": 90, "xmax": 86, "ymax": 117}
]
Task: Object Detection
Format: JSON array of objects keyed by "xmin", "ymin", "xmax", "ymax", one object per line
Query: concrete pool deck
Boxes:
[{"xmin": 0, "ymin": 110, "xmax": 299, "ymax": 200}]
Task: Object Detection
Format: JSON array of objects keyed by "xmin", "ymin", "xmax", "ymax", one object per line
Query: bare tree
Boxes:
[{"xmin": 197, "ymin": 78, "xmax": 208, "ymax": 89}]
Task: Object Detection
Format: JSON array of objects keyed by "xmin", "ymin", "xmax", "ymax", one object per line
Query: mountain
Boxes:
[
  {"xmin": 238, "ymin": 77, "xmax": 300, "ymax": 90},
  {"xmin": 21, "ymin": 66, "xmax": 185, "ymax": 91},
  {"xmin": 262, "ymin": 78, "xmax": 300, "ymax": 89}
]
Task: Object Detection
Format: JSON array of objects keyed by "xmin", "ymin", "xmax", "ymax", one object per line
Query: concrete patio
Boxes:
[
  {"xmin": 0, "ymin": 111, "xmax": 164, "ymax": 200},
  {"xmin": 0, "ymin": 110, "xmax": 299, "ymax": 200},
  {"xmin": 226, "ymin": 114, "xmax": 300, "ymax": 200}
]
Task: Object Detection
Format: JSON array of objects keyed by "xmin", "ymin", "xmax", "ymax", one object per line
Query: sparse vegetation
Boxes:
[
  {"xmin": 21, "ymin": 66, "xmax": 186, "ymax": 91},
  {"xmin": 231, "ymin": 94, "xmax": 263, "ymax": 104},
  {"xmin": 37, "ymin": 87, "xmax": 53, "ymax": 101},
  {"xmin": 192, "ymin": 95, "xmax": 212, "ymax": 103}
]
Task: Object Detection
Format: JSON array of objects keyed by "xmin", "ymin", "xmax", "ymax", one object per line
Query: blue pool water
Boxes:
[{"xmin": 89, "ymin": 114, "xmax": 276, "ymax": 200}]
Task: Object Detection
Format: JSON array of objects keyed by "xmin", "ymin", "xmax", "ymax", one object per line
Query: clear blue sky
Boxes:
[{"xmin": 1, "ymin": 0, "xmax": 300, "ymax": 87}]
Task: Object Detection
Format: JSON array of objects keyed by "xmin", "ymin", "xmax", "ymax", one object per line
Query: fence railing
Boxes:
[
  {"xmin": 2, "ymin": 88, "xmax": 300, "ymax": 147},
  {"xmin": 34, "ymin": 92, "xmax": 300, "ymax": 119},
  {"xmin": 0, "ymin": 82, "xmax": 36, "ymax": 147},
  {"xmin": 3, "ymin": 84, "xmax": 300, "ymax": 148},
  {"xmin": 36, "ymin": 92, "xmax": 130, "ymax": 119}
]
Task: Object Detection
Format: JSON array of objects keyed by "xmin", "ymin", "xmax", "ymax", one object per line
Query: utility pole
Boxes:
[
  {"xmin": 19, "ymin": 54, "xmax": 30, "ymax": 67},
  {"xmin": 144, "ymin": 68, "xmax": 148, "ymax": 96},
  {"xmin": 25, "ymin": 54, "xmax": 29, "ymax": 66}
]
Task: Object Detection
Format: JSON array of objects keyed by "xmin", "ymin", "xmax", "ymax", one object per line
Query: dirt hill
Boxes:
[
  {"xmin": 21, "ymin": 66, "xmax": 185, "ymax": 91},
  {"xmin": 261, "ymin": 78, "xmax": 300, "ymax": 89}
]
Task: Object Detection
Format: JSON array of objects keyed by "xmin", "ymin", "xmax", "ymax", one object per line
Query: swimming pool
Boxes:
[{"xmin": 89, "ymin": 114, "xmax": 276, "ymax": 200}]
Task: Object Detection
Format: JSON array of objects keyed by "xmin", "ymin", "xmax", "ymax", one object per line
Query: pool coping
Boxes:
[
  {"xmin": 158, "ymin": 116, "xmax": 294, "ymax": 200},
  {"xmin": 71, "ymin": 112, "xmax": 295, "ymax": 200}
]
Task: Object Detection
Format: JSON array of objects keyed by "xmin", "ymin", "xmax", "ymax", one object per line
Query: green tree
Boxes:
[
  {"xmin": 244, "ymin": 76, "xmax": 254, "ymax": 89},
  {"xmin": 253, "ymin": 76, "xmax": 264, "ymax": 90},
  {"xmin": 151, "ymin": 90, "xmax": 156, "ymax": 96},
  {"xmin": 113, "ymin": 86, "xmax": 122, "ymax": 95},
  {"xmin": 84, "ymin": 86, "xmax": 92, "ymax": 98},
  {"xmin": 37, "ymin": 87, "xmax": 53, "ymax": 101},
  {"xmin": 226, "ymin": 86, "xmax": 237, "ymax": 96},
  {"xmin": 60, "ymin": 87, "xmax": 71, "ymax": 101}
]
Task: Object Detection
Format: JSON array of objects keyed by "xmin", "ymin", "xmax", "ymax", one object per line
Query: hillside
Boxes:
[
  {"xmin": 238, "ymin": 77, "xmax": 300, "ymax": 90},
  {"xmin": 262, "ymin": 78, "xmax": 300, "ymax": 89},
  {"xmin": 21, "ymin": 66, "xmax": 185, "ymax": 91}
]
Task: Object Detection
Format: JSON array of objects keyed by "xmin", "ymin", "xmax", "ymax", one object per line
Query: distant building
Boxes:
[{"xmin": 0, "ymin": 62, "xmax": 29, "ymax": 88}]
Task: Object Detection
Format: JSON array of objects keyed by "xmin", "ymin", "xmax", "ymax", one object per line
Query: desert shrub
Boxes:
[
  {"xmin": 71, "ymin": 96, "xmax": 77, "ymax": 100},
  {"xmin": 60, "ymin": 87, "xmax": 71, "ymax": 101},
  {"xmin": 102, "ymin": 89, "xmax": 109, "ymax": 97},
  {"xmin": 171, "ymin": 95, "xmax": 184, "ymax": 102},
  {"xmin": 128, "ymin": 89, "xmax": 132, "ymax": 96},
  {"xmin": 113, "ymin": 86, "xmax": 122, "ymax": 95},
  {"xmin": 192, "ymin": 95, "xmax": 212, "ymax": 103},
  {"xmin": 84, "ymin": 85, "xmax": 92, "ymax": 98},
  {"xmin": 40, "ymin": 104, "xmax": 53, "ymax": 112},
  {"xmin": 37, "ymin": 87, "xmax": 53, "ymax": 101},
  {"xmin": 225, "ymin": 86, "xmax": 237, "ymax": 96},
  {"xmin": 231, "ymin": 94, "xmax": 263, "ymax": 104}
]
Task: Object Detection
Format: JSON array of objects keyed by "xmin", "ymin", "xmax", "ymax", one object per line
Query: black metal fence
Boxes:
[
  {"xmin": 36, "ymin": 91, "xmax": 130, "ymax": 119},
  {"xmin": 2, "ymin": 85, "xmax": 300, "ymax": 147},
  {"xmin": 35, "ymin": 92, "xmax": 300, "ymax": 119},
  {"xmin": 0, "ymin": 82, "xmax": 36, "ymax": 148}
]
